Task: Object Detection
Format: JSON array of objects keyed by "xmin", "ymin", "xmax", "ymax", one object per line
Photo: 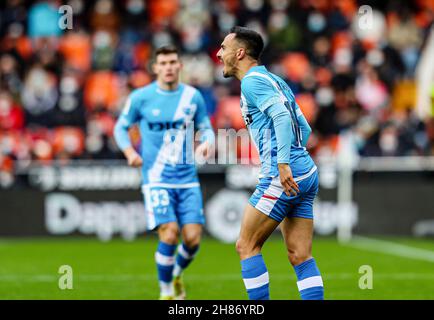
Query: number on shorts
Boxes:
[{"xmin": 150, "ymin": 189, "xmax": 170, "ymax": 208}]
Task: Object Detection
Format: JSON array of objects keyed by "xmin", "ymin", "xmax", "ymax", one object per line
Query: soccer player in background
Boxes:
[
  {"xmin": 114, "ymin": 45, "xmax": 215, "ymax": 300},
  {"xmin": 216, "ymin": 27, "xmax": 324, "ymax": 300}
]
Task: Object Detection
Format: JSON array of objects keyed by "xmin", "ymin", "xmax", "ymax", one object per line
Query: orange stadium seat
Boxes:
[{"xmin": 84, "ymin": 71, "xmax": 121, "ymax": 111}]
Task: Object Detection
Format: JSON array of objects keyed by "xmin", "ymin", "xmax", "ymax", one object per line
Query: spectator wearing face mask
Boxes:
[{"xmin": 21, "ymin": 64, "xmax": 58, "ymax": 127}]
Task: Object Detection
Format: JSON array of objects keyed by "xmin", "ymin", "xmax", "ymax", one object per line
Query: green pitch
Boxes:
[{"xmin": 0, "ymin": 236, "xmax": 433, "ymax": 300}]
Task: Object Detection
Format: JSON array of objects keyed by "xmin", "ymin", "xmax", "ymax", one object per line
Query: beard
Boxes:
[
  {"xmin": 222, "ymin": 70, "xmax": 232, "ymax": 78},
  {"xmin": 222, "ymin": 56, "xmax": 237, "ymax": 78}
]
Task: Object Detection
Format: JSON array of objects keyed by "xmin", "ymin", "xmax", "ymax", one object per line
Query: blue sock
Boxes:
[
  {"xmin": 173, "ymin": 243, "xmax": 199, "ymax": 278},
  {"xmin": 155, "ymin": 241, "xmax": 177, "ymax": 296},
  {"xmin": 241, "ymin": 254, "xmax": 270, "ymax": 300},
  {"xmin": 293, "ymin": 258, "xmax": 324, "ymax": 300}
]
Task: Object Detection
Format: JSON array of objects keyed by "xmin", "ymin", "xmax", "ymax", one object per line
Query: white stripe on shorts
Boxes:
[
  {"xmin": 294, "ymin": 166, "xmax": 317, "ymax": 182},
  {"xmin": 254, "ymin": 166, "xmax": 317, "ymax": 216},
  {"xmin": 142, "ymin": 185, "xmax": 156, "ymax": 230},
  {"xmin": 254, "ymin": 177, "xmax": 284, "ymax": 216},
  {"xmin": 243, "ymin": 272, "xmax": 269, "ymax": 290},
  {"xmin": 254, "ymin": 195, "xmax": 281, "ymax": 216},
  {"xmin": 297, "ymin": 275, "xmax": 323, "ymax": 291}
]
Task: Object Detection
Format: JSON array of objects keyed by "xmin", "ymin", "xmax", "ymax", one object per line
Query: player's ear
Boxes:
[{"xmin": 236, "ymin": 48, "xmax": 246, "ymax": 60}]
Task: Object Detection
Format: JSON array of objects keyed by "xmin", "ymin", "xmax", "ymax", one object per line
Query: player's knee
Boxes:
[
  {"xmin": 159, "ymin": 225, "xmax": 179, "ymax": 245},
  {"xmin": 183, "ymin": 232, "xmax": 201, "ymax": 248},
  {"xmin": 235, "ymin": 238, "xmax": 261, "ymax": 259},
  {"xmin": 235, "ymin": 239, "xmax": 244, "ymax": 256},
  {"xmin": 235, "ymin": 240, "xmax": 250, "ymax": 258},
  {"xmin": 161, "ymin": 233, "xmax": 179, "ymax": 245},
  {"xmin": 287, "ymin": 248, "xmax": 311, "ymax": 266}
]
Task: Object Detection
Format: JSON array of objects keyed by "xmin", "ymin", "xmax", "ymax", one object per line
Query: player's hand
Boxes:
[
  {"xmin": 278, "ymin": 163, "xmax": 299, "ymax": 197},
  {"xmin": 124, "ymin": 147, "xmax": 143, "ymax": 167},
  {"xmin": 195, "ymin": 141, "xmax": 213, "ymax": 161}
]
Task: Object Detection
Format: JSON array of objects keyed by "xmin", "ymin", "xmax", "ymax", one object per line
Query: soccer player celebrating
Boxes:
[
  {"xmin": 114, "ymin": 45, "xmax": 215, "ymax": 300},
  {"xmin": 216, "ymin": 27, "xmax": 324, "ymax": 300}
]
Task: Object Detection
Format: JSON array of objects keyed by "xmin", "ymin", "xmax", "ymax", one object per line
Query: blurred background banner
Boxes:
[
  {"xmin": 1, "ymin": 158, "xmax": 433, "ymax": 242},
  {"xmin": 0, "ymin": 0, "xmax": 433, "ymax": 242}
]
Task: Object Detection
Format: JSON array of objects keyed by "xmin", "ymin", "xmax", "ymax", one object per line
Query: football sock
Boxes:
[
  {"xmin": 241, "ymin": 254, "xmax": 270, "ymax": 300},
  {"xmin": 155, "ymin": 241, "xmax": 177, "ymax": 296},
  {"xmin": 173, "ymin": 243, "xmax": 199, "ymax": 278},
  {"xmin": 293, "ymin": 257, "xmax": 324, "ymax": 300}
]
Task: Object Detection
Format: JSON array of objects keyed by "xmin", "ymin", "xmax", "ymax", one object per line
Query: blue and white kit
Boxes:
[
  {"xmin": 114, "ymin": 81, "xmax": 215, "ymax": 230},
  {"xmin": 240, "ymin": 65, "xmax": 318, "ymax": 221}
]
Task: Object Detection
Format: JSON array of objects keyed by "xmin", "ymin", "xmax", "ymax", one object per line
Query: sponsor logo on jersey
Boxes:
[{"xmin": 148, "ymin": 119, "xmax": 185, "ymax": 131}]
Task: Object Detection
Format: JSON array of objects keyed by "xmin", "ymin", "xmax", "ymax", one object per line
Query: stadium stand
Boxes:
[{"xmin": 0, "ymin": 0, "xmax": 433, "ymax": 188}]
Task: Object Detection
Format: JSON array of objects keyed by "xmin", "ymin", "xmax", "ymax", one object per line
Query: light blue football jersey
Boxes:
[
  {"xmin": 240, "ymin": 66, "xmax": 316, "ymax": 179},
  {"xmin": 114, "ymin": 81, "xmax": 214, "ymax": 185}
]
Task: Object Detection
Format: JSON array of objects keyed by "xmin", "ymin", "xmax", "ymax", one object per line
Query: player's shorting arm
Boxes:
[
  {"xmin": 194, "ymin": 119, "xmax": 215, "ymax": 162},
  {"xmin": 194, "ymin": 93, "xmax": 216, "ymax": 160},
  {"xmin": 114, "ymin": 97, "xmax": 143, "ymax": 167},
  {"xmin": 295, "ymin": 106, "xmax": 312, "ymax": 148},
  {"xmin": 197, "ymin": 117, "xmax": 216, "ymax": 146},
  {"xmin": 114, "ymin": 116, "xmax": 133, "ymax": 151},
  {"xmin": 265, "ymin": 102, "xmax": 299, "ymax": 196},
  {"xmin": 264, "ymin": 103, "xmax": 292, "ymax": 164}
]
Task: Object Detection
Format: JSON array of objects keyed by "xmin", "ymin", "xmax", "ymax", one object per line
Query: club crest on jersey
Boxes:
[
  {"xmin": 183, "ymin": 104, "xmax": 196, "ymax": 116},
  {"xmin": 240, "ymin": 98, "xmax": 252, "ymax": 126}
]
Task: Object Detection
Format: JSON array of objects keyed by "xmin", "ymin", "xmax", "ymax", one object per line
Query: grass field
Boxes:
[{"xmin": 1, "ymin": 235, "xmax": 433, "ymax": 300}]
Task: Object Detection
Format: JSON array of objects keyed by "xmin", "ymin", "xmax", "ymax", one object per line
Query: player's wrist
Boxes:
[
  {"xmin": 278, "ymin": 163, "xmax": 293, "ymax": 177},
  {"xmin": 124, "ymin": 147, "xmax": 138, "ymax": 159}
]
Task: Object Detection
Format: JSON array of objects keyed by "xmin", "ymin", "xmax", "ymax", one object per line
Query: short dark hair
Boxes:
[
  {"xmin": 229, "ymin": 26, "xmax": 264, "ymax": 60},
  {"xmin": 154, "ymin": 45, "xmax": 179, "ymax": 60}
]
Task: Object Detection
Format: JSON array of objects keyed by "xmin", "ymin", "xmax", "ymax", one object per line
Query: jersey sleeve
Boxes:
[
  {"xmin": 241, "ymin": 75, "xmax": 283, "ymax": 113},
  {"xmin": 264, "ymin": 102, "xmax": 293, "ymax": 164},
  {"xmin": 113, "ymin": 91, "xmax": 142, "ymax": 151},
  {"xmin": 294, "ymin": 103, "xmax": 312, "ymax": 147},
  {"xmin": 193, "ymin": 90, "xmax": 215, "ymax": 145}
]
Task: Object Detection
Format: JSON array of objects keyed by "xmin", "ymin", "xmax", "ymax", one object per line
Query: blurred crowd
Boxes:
[{"xmin": 0, "ymin": 0, "xmax": 434, "ymax": 187}]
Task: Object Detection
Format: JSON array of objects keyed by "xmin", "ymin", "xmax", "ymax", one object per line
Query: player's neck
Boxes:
[
  {"xmin": 236, "ymin": 60, "xmax": 259, "ymax": 81},
  {"xmin": 157, "ymin": 80, "xmax": 179, "ymax": 92}
]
